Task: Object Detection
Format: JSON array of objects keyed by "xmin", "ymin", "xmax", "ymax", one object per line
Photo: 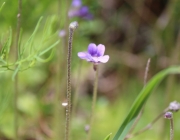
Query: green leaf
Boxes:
[
  {"xmin": 36, "ymin": 49, "xmax": 55, "ymax": 63},
  {"xmin": 5, "ymin": 27, "xmax": 12, "ymax": 61},
  {"xmin": 12, "ymin": 64, "xmax": 21, "ymax": 81},
  {"xmin": 0, "ymin": 28, "xmax": 12, "ymax": 62},
  {"xmin": 18, "ymin": 28, "xmax": 23, "ymax": 59},
  {"xmin": 113, "ymin": 66, "xmax": 180, "ymax": 140},
  {"xmin": 22, "ymin": 17, "xmax": 43, "ymax": 56},
  {"xmin": 104, "ymin": 133, "xmax": 112, "ymax": 140},
  {"xmin": 38, "ymin": 40, "xmax": 59, "ymax": 56},
  {"xmin": 0, "ymin": 91, "xmax": 11, "ymax": 122},
  {"xmin": 0, "ymin": 2, "xmax": 5, "ymax": 13}
]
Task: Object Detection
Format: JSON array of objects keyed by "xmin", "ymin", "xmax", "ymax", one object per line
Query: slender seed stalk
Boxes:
[
  {"xmin": 125, "ymin": 107, "xmax": 169, "ymax": 139},
  {"xmin": 65, "ymin": 21, "xmax": 78, "ymax": 140},
  {"xmin": 164, "ymin": 112, "xmax": 174, "ymax": 140},
  {"xmin": 144, "ymin": 58, "xmax": 151, "ymax": 86},
  {"xmin": 125, "ymin": 58, "xmax": 151, "ymax": 139},
  {"xmin": 87, "ymin": 65, "xmax": 99, "ymax": 140},
  {"xmin": 14, "ymin": 0, "xmax": 22, "ymax": 139}
]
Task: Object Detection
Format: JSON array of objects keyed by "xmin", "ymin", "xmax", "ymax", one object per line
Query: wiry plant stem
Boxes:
[
  {"xmin": 144, "ymin": 58, "xmax": 151, "ymax": 86},
  {"xmin": 164, "ymin": 112, "xmax": 174, "ymax": 140},
  {"xmin": 87, "ymin": 65, "xmax": 99, "ymax": 140},
  {"xmin": 14, "ymin": 0, "xmax": 21, "ymax": 139},
  {"xmin": 169, "ymin": 117, "xmax": 174, "ymax": 140},
  {"xmin": 65, "ymin": 21, "xmax": 78, "ymax": 140},
  {"xmin": 125, "ymin": 107, "xmax": 169, "ymax": 139},
  {"xmin": 125, "ymin": 58, "xmax": 151, "ymax": 139}
]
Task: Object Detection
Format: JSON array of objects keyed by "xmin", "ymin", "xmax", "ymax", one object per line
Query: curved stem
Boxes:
[{"xmin": 125, "ymin": 107, "xmax": 169, "ymax": 139}]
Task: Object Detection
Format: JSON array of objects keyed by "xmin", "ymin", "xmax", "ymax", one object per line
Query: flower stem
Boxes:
[
  {"xmin": 87, "ymin": 65, "xmax": 99, "ymax": 140},
  {"xmin": 125, "ymin": 107, "xmax": 169, "ymax": 139},
  {"xmin": 14, "ymin": 0, "xmax": 21, "ymax": 139},
  {"xmin": 170, "ymin": 117, "xmax": 174, "ymax": 140},
  {"xmin": 164, "ymin": 112, "xmax": 174, "ymax": 140},
  {"xmin": 65, "ymin": 21, "xmax": 78, "ymax": 140}
]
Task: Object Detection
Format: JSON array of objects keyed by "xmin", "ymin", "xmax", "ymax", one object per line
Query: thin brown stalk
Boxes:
[
  {"xmin": 65, "ymin": 21, "xmax": 78, "ymax": 140},
  {"xmin": 125, "ymin": 58, "xmax": 151, "ymax": 139}
]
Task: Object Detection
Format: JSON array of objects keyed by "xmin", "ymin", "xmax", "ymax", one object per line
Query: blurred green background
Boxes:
[{"xmin": 0, "ymin": 0, "xmax": 180, "ymax": 140}]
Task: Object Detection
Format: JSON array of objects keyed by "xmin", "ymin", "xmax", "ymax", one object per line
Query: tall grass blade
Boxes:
[
  {"xmin": 113, "ymin": 66, "xmax": 180, "ymax": 140},
  {"xmin": 104, "ymin": 133, "xmax": 112, "ymax": 140}
]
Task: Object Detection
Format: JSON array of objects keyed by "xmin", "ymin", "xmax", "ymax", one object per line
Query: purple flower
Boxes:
[
  {"xmin": 71, "ymin": 0, "xmax": 82, "ymax": 7},
  {"xmin": 78, "ymin": 43, "xmax": 109, "ymax": 64},
  {"xmin": 58, "ymin": 30, "xmax": 66, "ymax": 37},
  {"xmin": 68, "ymin": 0, "xmax": 93, "ymax": 20},
  {"xmin": 77, "ymin": 6, "xmax": 93, "ymax": 20}
]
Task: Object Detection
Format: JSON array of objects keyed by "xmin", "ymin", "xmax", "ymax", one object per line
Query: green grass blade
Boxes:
[
  {"xmin": 0, "ymin": 2, "xmax": 5, "ymax": 13},
  {"xmin": 23, "ymin": 17, "xmax": 43, "ymax": 55},
  {"xmin": 36, "ymin": 49, "xmax": 54, "ymax": 63},
  {"xmin": 38, "ymin": 40, "xmax": 59, "ymax": 56},
  {"xmin": 5, "ymin": 27, "xmax": 12, "ymax": 61},
  {"xmin": 113, "ymin": 66, "xmax": 180, "ymax": 140},
  {"xmin": 12, "ymin": 64, "xmax": 21, "ymax": 81},
  {"xmin": 104, "ymin": 133, "xmax": 112, "ymax": 140}
]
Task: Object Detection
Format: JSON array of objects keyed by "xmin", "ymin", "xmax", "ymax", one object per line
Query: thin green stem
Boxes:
[
  {"xmin": 14, "ymin": 0, "xmax": 21, "ymax": 140},
  {"xmin": 164, "ymin": 112, "xmax": 174, "ymax": 140},
  {"xmin": 87, "ymin": 65, "xmax": 99, "ymax": 140},
  {"xmin": 170, "ymin": 118, "xmax": 174, "ymax": 140},
  {"xmin": 65, "ymin": 21, "xmax": 78, "ymax": 140},
  {"xmin": 125, "ymin": 107, "xmax": 169, "ymax": 139}
]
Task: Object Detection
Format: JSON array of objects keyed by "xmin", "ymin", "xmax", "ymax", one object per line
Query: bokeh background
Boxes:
[{"xmin": 0, "ymin": 0, "xmax": 180, "ymax": 140}]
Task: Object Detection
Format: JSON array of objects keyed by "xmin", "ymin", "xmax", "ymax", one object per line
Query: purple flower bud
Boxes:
[
  {"xmin": 164, "ymin": 112, "xmax": 173, "ymax": 119},
  {"xmin": 84, "ymin": 124, "xmax": 90, "ymax": 133},
  {"xmin": 77, "ymin": 6, "xmax": 93, "ymax": 20},
  {"xmin": 72, "ymin": 0, "xmax": 82, "ymax": 7},
  {"xmin": 69, "ymin": 0, "xmax": 93, "ymax": 20},
  {"xmin": 78, "ymin": 43, "xmax": 109, "ymax": 64},
  {"xmin": 169, "ymin": 101, "xmax": 180, "ymax": 112},
  {"xmin": 58, "ymin": 30, "xmax": 66, "ymax": 37}
]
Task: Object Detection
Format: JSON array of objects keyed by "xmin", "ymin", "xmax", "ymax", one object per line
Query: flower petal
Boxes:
[
  {"xmin": 78, "ymin": 52, "xmax": 93, "ymax": 61},
  {"xmin": 72, "ymin": 0, "xmax": 82, "ymax": 7},
  {"xmin": 91, "ymin": 57, "xmax": 99, "ymax": 63},
  {"xmin": 97, "ymin": 44, "xmax": 105, "ymax": 56},
  {"xmin": 78, "ymin": 6, "xmax": 93, "ymax": 20},
  {"xmin": 88, "ymin": 43, "xmax": 97, "ymax": 56},
  {"xmin": 68, "ymin": 8, "xmax": 79, "ymax": 17},
  {"xmin": 78, "ymin": 52, "xmax": 88, "ymax": 59},
  {"xmin": 98, "ymin": 55, "xmax": 109, "ymax": 63}
]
